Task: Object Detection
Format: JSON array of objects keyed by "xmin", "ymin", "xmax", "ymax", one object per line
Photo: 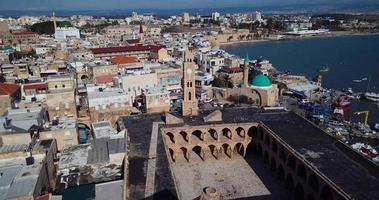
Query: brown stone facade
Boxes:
[{"xmin": 161, "ymin": 123, "xmax": 257, "ymax": 163}]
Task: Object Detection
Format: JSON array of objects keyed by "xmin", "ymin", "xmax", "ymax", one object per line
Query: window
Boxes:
[
  {"xmin": 55, "ymin": 85, "xmax": 58, "ymax": 88},
  {"xmin": 62, "ymin": 84, "xmax": 65, "ymax": 88},
  {"xmin": 189, "ymin": 92, "xmax": 192, "ymax": 101}
]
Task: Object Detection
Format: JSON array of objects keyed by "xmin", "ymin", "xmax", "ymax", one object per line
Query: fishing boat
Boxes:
[
  {"xmin": 352, "ymin": 143, "xmax": 378, "ymax": 158},
  {"xmin": 332, "ymin": 94, "xmax": 351, "ymax": 113},
  {"xmin": 365, "ymin": 92, "xmax": 379, "ymax": 102},
  {"xmin": 364, "ymin": 76, "xmax": 379, "ymax": 102},
  {"xmin": 319, "ymin": 65, "xmax": 329, "ymax": 73}
]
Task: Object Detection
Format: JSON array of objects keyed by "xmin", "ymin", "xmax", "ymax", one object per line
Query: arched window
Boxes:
[{"xmin": 189, "ymin": 92, "xmax": 192, "ymax": 101}]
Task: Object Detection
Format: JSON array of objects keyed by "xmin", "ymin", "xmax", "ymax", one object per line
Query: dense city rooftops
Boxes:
[{"xmin": 90, "ymin": 45, "xmax": 162, "ymax": 54}]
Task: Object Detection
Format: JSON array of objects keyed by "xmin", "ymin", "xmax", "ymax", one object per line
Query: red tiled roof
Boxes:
[
  {"xmin": 95, "ymin": 74, "xmax": 117, "ymax": 84},
  {"xmin": 126, "ymin": 39, "xmax": 140, "ymax": 44},
  {"xmin": 0, "ymin": 83, "xmax": 20, "ymax": 95},
  {"xmin": 111, "ymin": 55, "xmax": 139, "ymax": 65},
  {"xmin": 36, "ymin": 194, "xmax": 50, "ymax": 200},
  {"xmin": 90, "ymin": 45, "xmax": 161, "ymax": 54},
  {"xmin": 12, "ymin": 31, "xmax": 37, "ymax": 36},
  {"xmin": 23, "ymin": 83, "xmax": 47, "ymax": 91}
]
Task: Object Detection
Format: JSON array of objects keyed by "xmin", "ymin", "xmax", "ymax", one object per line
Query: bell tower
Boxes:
[{"xmin": 182, "ymin": 50, "xmax": 198, "ymax": 116}]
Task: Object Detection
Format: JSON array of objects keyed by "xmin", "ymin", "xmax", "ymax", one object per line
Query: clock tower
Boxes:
[{"xmin": 182, "ymin": 50, "xmax": 198, "ymax": 116}]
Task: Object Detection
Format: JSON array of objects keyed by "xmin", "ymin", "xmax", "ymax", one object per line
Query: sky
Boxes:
[{"xmin": 0, "ymin": 0, "xmax": 378, "ymax": 10}]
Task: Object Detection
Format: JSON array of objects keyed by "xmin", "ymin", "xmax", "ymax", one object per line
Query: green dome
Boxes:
[
  {"xmin": 250, "ymin": 74, "xmax": 272, "ymax": 88},
  {"xmin": 58, "ymin": 21, "xmax": 73, "ymax": 28}
]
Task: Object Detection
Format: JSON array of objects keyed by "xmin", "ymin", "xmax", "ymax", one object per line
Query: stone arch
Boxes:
[
  {"xmin": 264, "ymin": 134, "xmax": 270, "ymax": 146},
  {"xmin": 221, "ymin": 128, "xmax": 232, "ymax": 139},
  {"xmin": 277, "ymin": 164, "xmax": 285, "ymax": 180},
  {"xmin": 308, "ymin": 174, "xmax": 319, "ymax": 193},
  {"xmin": 165, "ymin": 132, "xmax": 175, "ymax": 143},
  {"xmin": 279, "ymin": 146, "xmax": 287, "ymax": 162},
  {"xmin": 297, "ymin": 163, "xmax": 307, "ymax": 181},
  {"xmin": 251, "ymin": 89, "xmax": 262, "ymax": 106},
  {"xmin": 179, "ymin": 131, "xmax": 189, "ymax": 143},
  {"xmin": 286, "ymin": 173, "xmax": 295, "ymax": 190},
  {"xmin": 287, "ymin": 154, "xmax": 296, "ymax": 171},
  {"xmin": 221, "ymin": 143, "xmax": 232, "ymax": 158},
  {"xmin": 235, "ymin": 127, "xmax": 245, "ymax": 138},
  {"xmin": 191, "ymin": 130, "xmax": 204, "ymax": 143},
  {"xmin": 294, "ymin": 184, "xmax": 305, "ymax": 200},
  {"xmin": 258, "ymin": 127, "xmax": 264, "ymax": 140},
  {"xmin": 257, "ymin": 143, "xmax": 263, "ymax": 156},
  {"xmin": 248, "ymin": 126, "xmax": 258, "ymax": 139},
  {"xmin": 271, "ymin": 139, "xmax": 278, "ymax": 154},
  {"xmin": 270, "ymin": 157, "xmax": 277, "ymax": 172},
  {"xmin": 233, "ymin": 143, "xmax": 245, "ymax": 157},
  {"xmin": 320, "ymin": 185, "xmax": 334, "ymax": 200},
  {"xmin": 192, "ymin": 145, "xmax": 204, "ymax": 161},
  {"xmin": 209, "ymin": 145, "xmax": 218, "ymax": 159},
  {"xmin": 168, "ymin": 148, "xmax": 175, "ymax": 162},
  {"xmin": 180, "ymin": 147, "xmax": 189, "ymax": 162},
  {"xmin": 263, "ymin": 150, "xmax": 269, "ymax": 164},
  {"xmin": 208, "ymin": 128, "xmax": 218, "ymax": 141}
]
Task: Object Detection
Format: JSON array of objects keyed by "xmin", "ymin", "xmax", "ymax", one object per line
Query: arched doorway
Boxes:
[
  {"xmin": 297, "ymin": 164, "xmax": 307, "ymax": 181},
  {"xmin": 233, "ymin": 143, "xmax": 245, "ymax": 157},
  {"xmin": 248, "ymin": 126, "xmax": 258, "ymax": 139},
  {"xmin": 191, "ymin": 130, "xmax": 203, "ymax": 143},
  {"xmin": 286, "ymin": 173, "xmax": 294, "ymax": 191},
  {"xmin": 208, "ymin": 145, "xmax": 218, "ymax": 159},
  {"xmin": 165, "ymin": 132, "xmax": 175, "ymax": 143},
  {"xmin": 277, "ymin": 165, "xmax": 285, "ymax": 180},
  {"xmin": 236, "ymin": 127, "xmax": 245, "ymax": 138},
  {"xmin": 179, "ymin": 131, "xmax": 189, "ymax": 143},
  {"xmin": 208, "ymin": 129, "xmax": 218, "ymax": 141},
  {"xmin": 180, "ymin": 147, "xmax": 189, "ymax": 162},
  {"xmin": 192, "ymin": 146, "xmax": 204, "ymax": 161},
  {"xmin": 221, "ymin": 143, "xmax": 232, "ymax": 158},
  {"xmin": 294, "ymin": 184, "xmax": 305, "ymax": 200},
  {"xmin": 168, "ymin": 148, "xmax": 175, "ymax": 162},
  {"xmin": 221, "ymin": 128, "xmax": 232, "ymax": 140},
  {"xmin": 308, "ymin": 174, "xmax": 319, "ymax": 193}
]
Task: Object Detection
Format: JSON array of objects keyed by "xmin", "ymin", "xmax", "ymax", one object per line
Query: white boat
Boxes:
[
  {"xmin": 353, "ymin": 79, "xmax": 362, "ymax": 83},
  {"xmin": 374, "ymin": 123, "xmax": 379, "ymax": 131},
  {"xmin": 365, "ymin": 92, "xmax": 379, "ymax": 102}
]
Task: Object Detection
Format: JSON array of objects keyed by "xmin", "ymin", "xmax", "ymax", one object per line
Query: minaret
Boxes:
[
  {"xmin": 182, "ymin": 50, "xmax": 198, "ymax": 116},
  {"xmin": 139, "ymin": 22, "xmax": 144, "ymax": 41},
  {"xmin": 243, "ymin": 53, "xmax": 250, "ymax": 88},
  {"xmin": 52, "ymin": 11, "xmax": 57, "ymax": 31}
]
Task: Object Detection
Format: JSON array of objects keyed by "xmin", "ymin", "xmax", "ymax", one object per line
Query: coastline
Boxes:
[{"xmin": 219, "ymin": 31, "xmax": 379, "ymax": 46}]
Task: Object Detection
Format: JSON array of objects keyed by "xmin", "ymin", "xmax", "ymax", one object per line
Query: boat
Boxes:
[
  {"xmin": 351, "ymin": 143, "xmax": 378, "ymax": 158},
  {"xmin": 353, "ymin": 79, "xmax": 362, "ymax": 83},
  {"xmin": 332, "ymin": 94, "xmax": 351, "ymax": 113},
  {"xmin": 362, "ymin": 77, "xmax": 368, "ymax": 81},
  {"xmin": 374, "ymin": 123, "xmax": 379, "ymax": 131},
  {"xmin": 319, "ymin": 65, "xmax": 329, "ymax": 73},
  {"xmin": 364, "ymin": 76, "xmax": 379, "ymax": 102},
  {"xmin": 365, "ymin": 92, "xmax": 379, "ymax": 102}
]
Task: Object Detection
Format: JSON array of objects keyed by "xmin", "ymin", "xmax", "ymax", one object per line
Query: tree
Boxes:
[{"xmin": 30, "ymin": 21, "xmax": 55, "ymax": 35}]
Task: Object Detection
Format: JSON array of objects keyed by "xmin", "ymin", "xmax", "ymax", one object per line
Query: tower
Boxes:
[
  {"xmin": 182, "ymin": 50, "xmax": 198, "ymax": 116},
  {"xmin": 243, "ymin": 53, "xmax": 250, "ymax": 88},
  {"xmin": 139, "ymin": 23, "xmax": 144, "ymax": 41},
  {"xmin": 52, "ymin": 11, "xmax": 57, "ymax": 31}
]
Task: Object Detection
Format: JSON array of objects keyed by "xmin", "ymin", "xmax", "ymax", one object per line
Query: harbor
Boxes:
[{"xmin": 222, "ymin": 36, "xmax": 379, "ymax": 163}]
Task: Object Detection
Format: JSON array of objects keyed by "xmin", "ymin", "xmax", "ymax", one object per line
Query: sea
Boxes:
[{"xmin": 222, "ymin": 35, "xmax": 379, "ymax": 127}]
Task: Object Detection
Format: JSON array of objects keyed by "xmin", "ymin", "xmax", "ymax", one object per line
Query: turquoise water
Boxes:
[{"xmin": 222, "ymin": 35, "xmax": 379, "ymax": 126}]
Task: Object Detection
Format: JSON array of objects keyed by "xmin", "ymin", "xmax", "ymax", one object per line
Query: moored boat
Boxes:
[
  {"xmin": 332, "ymin": 94, "xmax": 351, "ymax": 113},
  {"xmin": 365, "ymin": 92, "xmax": 379, "ymax": 102}
]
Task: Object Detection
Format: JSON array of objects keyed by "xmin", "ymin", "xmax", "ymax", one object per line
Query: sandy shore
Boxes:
[{"xmin": 219, "ymin": 31, "xmax": 379, "ymax": 46}]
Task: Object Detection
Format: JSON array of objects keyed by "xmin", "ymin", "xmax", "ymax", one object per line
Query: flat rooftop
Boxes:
[{"xmin": 119, "ymin": 107, "xmax": 379, "ymax": 200}]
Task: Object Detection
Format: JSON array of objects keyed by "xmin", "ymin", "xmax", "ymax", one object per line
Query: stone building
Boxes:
[
  {"xmin": 45, "ymin": 75, "xmax": 77, "ymax": 120},
  {"xmin": 182, "ymin": 50, "xmax": 198, "ymax": 116},
  {"xmin": 0, "ymin": 83, "xmax": 21, "ymax": 116}
]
